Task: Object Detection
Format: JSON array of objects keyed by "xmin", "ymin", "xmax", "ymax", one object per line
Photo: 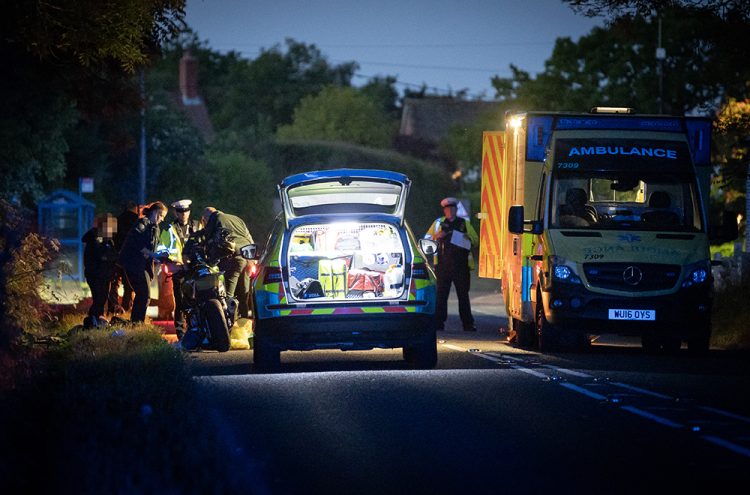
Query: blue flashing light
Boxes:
[
  {"xmin": 554, "ymin": 116, "xmax": 683, "ymax": 132},
  {"xmin": 526, "ymin": 116, "xmax": 554, "ymax": 161}
]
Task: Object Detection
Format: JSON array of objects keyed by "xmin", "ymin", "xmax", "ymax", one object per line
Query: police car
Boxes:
[{"xmin": 247, "ymin": 169, "xmax": 438, "ymax": 371}]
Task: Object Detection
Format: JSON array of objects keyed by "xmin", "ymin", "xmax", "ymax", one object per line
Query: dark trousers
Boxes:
[
  {"xmin": 109, "ymin": 265, "xmax": 134, "ymax": 312},
  {"xmin": 172, "ymin": 270, "xmax": 186, "ymax": 334},
  {"xmin": 125, "ymin": 269, "xmax": 152, "ymax": 322},
  {"xmin": 435, "ymin": 264, "xmax": 474, "ymax": 329},
  {"xmin": 86, "ymin": 274, "xmax": 112, "ymax": 318},
  {"xmin": 219, "ymin": 255, "xmax": 249, "ymax": 318}
]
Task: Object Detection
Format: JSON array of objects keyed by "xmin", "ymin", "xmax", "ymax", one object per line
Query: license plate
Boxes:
[{"xmin": 608, "ymin": 309, "xmax": 655, "ymax": 321}]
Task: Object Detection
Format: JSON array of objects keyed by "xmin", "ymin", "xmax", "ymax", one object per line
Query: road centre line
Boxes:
[
  {"xmin": 463, "ymin": 348, "xmax": 750, "ymax": 459},
  {"xmin": 701, "ymin": 435, "xmax": 750, "ymax": 459},
  {"xmin": 559, "ymin": 382, "xmax": 608, "ymax": 401},
  {"xmin": 609, "ymin": 382, "xmax": 674, "ymax": 400},
  {"xmin": 620, "ymin": 406, "xmax": 684, "ymax": 428},
  {"xmin": 510, "ymin": 365, "xmax": 549, "ymax": 379},
  {"xmin": 442, "ymin": 344, "xmax": 468, "ymax": 352},
  {"xmin": 699, "ymin": 406, "xmax": 750, "ymax": 424},
  {"xmin": 541, "ymin": 365, "xmax": 593, "ymax": 378}
]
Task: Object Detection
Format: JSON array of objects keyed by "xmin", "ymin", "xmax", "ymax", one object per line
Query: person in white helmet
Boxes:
[{"xmin": 424, "ymin": 197, "xmax": 478, "ymax": 332}]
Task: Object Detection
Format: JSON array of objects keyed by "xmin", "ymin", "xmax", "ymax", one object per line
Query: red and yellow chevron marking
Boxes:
[
  {"xmin": 479, "ymin": 131, "xmax": 504, "ymax": 279},
  {"xmin": 280, "ymin": 306, "xmax": 414, "ymax": 316}
]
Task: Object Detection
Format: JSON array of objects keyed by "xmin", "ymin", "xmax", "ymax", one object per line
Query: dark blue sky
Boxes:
[{"xmin": 185, "ymin": 0, "xmax": 603, "ymax": 99}]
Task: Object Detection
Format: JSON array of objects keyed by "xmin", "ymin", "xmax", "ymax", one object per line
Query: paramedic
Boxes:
[
  {"xmin": 425, "ymin": 197, "xmax": 478, "ymax": 332},
  {"xmin": 201, "ymin": 207, "xmax": 255, "ymax": 318},
  {"xmin": 119, "ymin": 201, "xmax": 168, "ymax": 322}
]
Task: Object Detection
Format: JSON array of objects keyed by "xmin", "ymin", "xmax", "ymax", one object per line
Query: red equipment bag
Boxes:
[{"xmin": 347, "ymin": 269, "xmax": 384, "ymax": 297}]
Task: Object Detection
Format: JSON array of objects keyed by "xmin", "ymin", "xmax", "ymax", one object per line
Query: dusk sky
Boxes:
[{"xmin": 185, "ymin": 0, "xmax": 604, "ymax": 100}]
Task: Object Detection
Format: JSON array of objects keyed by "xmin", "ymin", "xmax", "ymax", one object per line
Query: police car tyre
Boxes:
[
  {"xmin": 205, "ymin": 299, "xmax": 230, "ymax": 352},
  {"xmin": 253, "ymin": 334, "xmax": 281, "ymax": 372},
  {"xmin": 403, "ymin": 330, "xmax": 438, "ymax": 369},
  {"xmin": 535, "ymin": 294, "xmax": 559, "ymax": 352}
]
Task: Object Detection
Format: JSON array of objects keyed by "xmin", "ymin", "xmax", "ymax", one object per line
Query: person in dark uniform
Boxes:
[
  {"xmin": 82, "ymin": 213, "xmax": 118, "ymax": 327},
  {"xmin": 159, "ymin": 199, "xmax": 202, "ymax": 338},
  {"xmin": 118, "ymin": 201, "xmax": 168, "ymax": 323},
  {"xmin": 200, "ymin": 207, "xmax": 254, "ymax": 318},
  {"xmin": 109, "ymin": 200, "xmax": 139, "ymax": 314},
  {"xmin": 424, "ymin": 197, "xmax": 479, "ymax": 332}
]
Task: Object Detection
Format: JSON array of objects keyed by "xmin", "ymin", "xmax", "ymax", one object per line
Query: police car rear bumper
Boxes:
[{"xmin": 254, "ymin": 312, "xmax": 436, "ymax": 351}]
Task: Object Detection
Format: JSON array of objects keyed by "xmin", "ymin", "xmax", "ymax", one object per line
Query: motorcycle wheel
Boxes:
[{"xmin": 205, "ymin": 299, "xmax": 231, "ymax": 352}]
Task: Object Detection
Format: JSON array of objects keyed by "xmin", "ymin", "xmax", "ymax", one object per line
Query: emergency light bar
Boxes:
[{"xmin": 590, "ymin": 107, "xmax": 635, "ymax": 114}]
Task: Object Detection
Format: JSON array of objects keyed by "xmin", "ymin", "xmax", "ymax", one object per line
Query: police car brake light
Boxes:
[
  {"xmin": 411, "ymin": 263, "xmax": 430, "ymax": 279},
  {"xmin": 263, "ymin": 266, "xmax": 282, "ymax": 284}
]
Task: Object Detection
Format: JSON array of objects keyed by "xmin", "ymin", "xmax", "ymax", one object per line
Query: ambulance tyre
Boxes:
[
  {"xmin": 535, "ymin": 293, "xmax": 558, "ymax": 352},
  {"xmin": 404, "ymin": 331, "xmax": 438, "ymax": 369},
  {"xmin": 514, "ymin": 318, "xmax": 535, "ymax": 349},
  {"xmin": 253, "ymin": 333, "xmax": 281, "ymax": 372},
  {"xmin": 205, "ymin": 299, "xmax": 230, "ymax": 352},
  {"xmin": 688, "ymin": 319, "xmax": 711, "ymax": 357}
]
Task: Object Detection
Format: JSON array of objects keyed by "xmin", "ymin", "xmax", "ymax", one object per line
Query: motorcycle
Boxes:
[{"xmin": 177, "ymin": 229, "xmax": 239, "ymax": 352}]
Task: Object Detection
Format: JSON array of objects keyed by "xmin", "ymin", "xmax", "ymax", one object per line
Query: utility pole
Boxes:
[
  {"xmin": 655, "ymin": 16, "xmax": 666, "ymax": 114},
  {"xmin": 139, "ymin": 69, "xmax": 147, "ymax": 206}
]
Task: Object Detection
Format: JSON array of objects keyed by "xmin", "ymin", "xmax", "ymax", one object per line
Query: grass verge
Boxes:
[{"xmin": 1, "ymin": 317, "xmax": 263, "ymax": 494}]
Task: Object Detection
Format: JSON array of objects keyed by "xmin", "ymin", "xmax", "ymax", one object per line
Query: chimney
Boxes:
[{"xmin": 179, "ymin": 50, "xmax": 200, "ymax": 105}]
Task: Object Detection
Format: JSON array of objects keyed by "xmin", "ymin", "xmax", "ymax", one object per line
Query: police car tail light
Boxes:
[
  {"xmin": 263, "ymin": 266, "xmax": 282, "ymax": 285},
  {"xmin": 248, "ymin": 262, "xmax": 259, "ymax": 279},
  {"xmin": 411, "ymin": 262, "xmax": 430, "ymax": 279}
]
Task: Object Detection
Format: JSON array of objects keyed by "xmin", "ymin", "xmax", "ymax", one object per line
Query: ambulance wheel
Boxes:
[
  {"xmin": 514, "ymin": 318, "xmax": 535, "ymax": 349},
  {"xmin": 535, "ymin": 296, "xmax": 558, "ymax": 352},
  {"xmin": 404, "ymin": 331, "xmax": 437, "ymax": 369},
  {"xmin": 205, "ymin": 299, "xmax": 230, "ymax": 352},
  {"xmin": 253, "ymin": 334, "xmax": 280, "ymax": 373},
  {"xmin": 688, "ymin": 320, "xmax": 711, "ymax": 357}
]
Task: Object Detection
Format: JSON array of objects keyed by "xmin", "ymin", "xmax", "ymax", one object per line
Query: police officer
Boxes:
[
  {"xmin": 158, "ymin": 199, "xmax": 202, "ymax": 338},
  {"xmin": 424, "ymin": 197, "xmax": 479, "ymax": 332},
  {"xmin": 118, "ymin": 201, "xmax": 168, "ymax": 322},
  {"xmin": 201, "ymin": 207, "xmax": 254, "ymax": 318}
]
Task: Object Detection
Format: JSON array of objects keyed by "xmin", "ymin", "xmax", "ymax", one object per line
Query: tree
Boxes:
[
  {"xmin": 491, "ymin": 9, "xmax": 749, "ymax": 115},
  {"xmin": 0, "ymin": 0, "xmax": 187, "ymax": 204},
  {"xmin": 277, "ymin": 86, "xmax": 398, "ymax": 148},
  {"xmin": 563, "ymin": 0, "xmax": 749, "ymax": 23}
]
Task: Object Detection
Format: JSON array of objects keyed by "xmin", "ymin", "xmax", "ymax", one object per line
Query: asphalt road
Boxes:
[{"xmin": 187, "ymin": 287, "xmax": 750, "ymax": 494}]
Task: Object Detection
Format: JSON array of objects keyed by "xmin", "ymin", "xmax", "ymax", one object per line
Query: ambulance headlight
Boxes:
[
  {"xmin": 554, "ymin": 265, "xmax": 572, "ymax": 280},
  {"xmin": 681, "ymin": 261, "xmax": 710, "ymax": 288}
]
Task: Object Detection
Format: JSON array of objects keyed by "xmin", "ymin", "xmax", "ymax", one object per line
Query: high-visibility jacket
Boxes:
[
  {"xmin": 157, "ymin": 219, "xmax": 201, "ymax": 264},
  {"xmin": 424, "ymin": 215, "xmax": 478, "ymax": 270}
]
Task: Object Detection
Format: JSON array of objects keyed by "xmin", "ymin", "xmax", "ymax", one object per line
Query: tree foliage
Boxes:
[
  {"xmin": 277, "ymin": 86, "xmax": 398, "ymax": 148},
  {"xmin": 563, "ymin": 0, "xmax": 750, "ymax": 23},
  {"xmin": 492, "ymin": 9, "xmax": 749, "ymax": 115}
]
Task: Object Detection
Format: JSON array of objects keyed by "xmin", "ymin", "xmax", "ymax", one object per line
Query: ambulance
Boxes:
[{"xmin": 479, "ymin": 107, "xmax": 736, "ymax": 353}]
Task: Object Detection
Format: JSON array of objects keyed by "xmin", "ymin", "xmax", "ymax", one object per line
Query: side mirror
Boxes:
[
  {"xmin": 508, "ymin": 206, "xmax": 524, "ymax": 234},
  {"xmin": 419, "ymin": 238, "xmax": 438, "ymax": 256},
  {"xmin": 239, "ymin": 244, "xmax": 258, "ymax": 260}
]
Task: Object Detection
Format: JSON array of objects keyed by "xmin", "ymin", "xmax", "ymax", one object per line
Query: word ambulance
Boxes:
[{"xmin": 479, "ymin": 107, "xmax": 737, "ymax": 353}]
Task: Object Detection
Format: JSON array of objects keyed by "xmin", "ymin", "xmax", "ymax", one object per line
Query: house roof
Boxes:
[{"xmin": 399, "ymin": 98, "xmax": 502, "ymax": 143}]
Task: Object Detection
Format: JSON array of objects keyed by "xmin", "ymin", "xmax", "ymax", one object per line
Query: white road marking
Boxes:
[
  {"xmin": 510, "ymin": 365, "xmax": 549, "ymax": 379},
  {"xmin": 610, "ymin": 382, "xmax": 674, "ymax": 400},
  {"xmin": 699, "ymin": 406, "xmax": 750, "ymax": 424},
  {"xmin": 701, "ymin": 436, "xmax": 750, "ymax": 458},
  {"xmin": 442, "ymin": 344, "xmax": 467, "ymax": 352},
  {"xmin": 559, "ymin": 382, "xmax": 608, "ymax": 401},
  {"xmin": 620, "ymin": 406, "xmax": 684, "ymax": 428},
  {"xmin": 542, "ymin": 365, "xmax": 593, "ymax": 378}
]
